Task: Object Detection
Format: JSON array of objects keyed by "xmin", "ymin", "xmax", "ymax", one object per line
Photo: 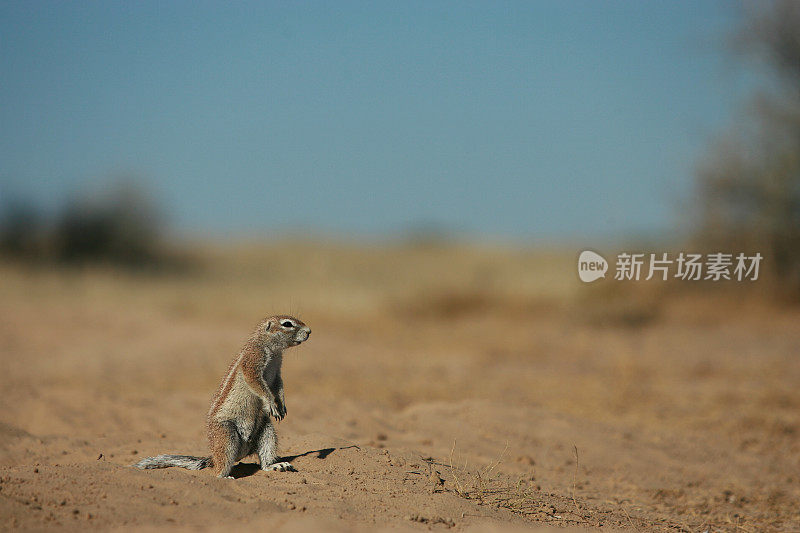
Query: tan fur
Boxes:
[{"xmin": 133, "ymin": 315, "xmax": 310, "ymax": 477}]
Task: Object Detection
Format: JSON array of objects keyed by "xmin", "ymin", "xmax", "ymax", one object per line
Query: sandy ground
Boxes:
[{"xmin": 1, "ymin": 244, "xmax": 799, "ymax": 531}]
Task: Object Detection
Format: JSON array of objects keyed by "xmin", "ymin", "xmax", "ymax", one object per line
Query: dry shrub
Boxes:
[
  {"xmin": 53, "ymin": 182, "xmax": 164, "ymax": 266},
  {"xmin": 1, "ymin": 181, "xmax": 185, "ymax": 270},
  {"xmin": 696, "ymin": 0, "xmax": 800, "ymax": 301},
  {"xmin": 0, "ymin": 198, "xmax": 44, "ymax": 260}
]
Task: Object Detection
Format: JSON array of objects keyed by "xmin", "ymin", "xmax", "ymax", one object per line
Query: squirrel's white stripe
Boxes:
[{"xmin": 211, "ymin": 349, "xmax": 247, "ymax": 414}]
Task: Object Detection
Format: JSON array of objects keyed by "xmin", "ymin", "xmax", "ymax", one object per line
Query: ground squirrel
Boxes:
[{"xmin": 134, "ymin": 315, "xmax": 311, "ymax": 477}]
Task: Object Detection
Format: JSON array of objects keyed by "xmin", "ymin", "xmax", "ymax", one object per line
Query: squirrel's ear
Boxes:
[{"xmin": 265, "ymin": 321, "xmax": 273, "ymax": 332}]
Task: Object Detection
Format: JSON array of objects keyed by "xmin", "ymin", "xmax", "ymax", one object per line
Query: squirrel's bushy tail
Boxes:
[{"xmin": 133, "ymin": 454, "xmax": 211, "ymax": 470}]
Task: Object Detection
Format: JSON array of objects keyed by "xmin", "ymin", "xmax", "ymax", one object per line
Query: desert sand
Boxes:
[{"xmin": 1, "ymin": 244, "xmax": 798, "ymax": 531}]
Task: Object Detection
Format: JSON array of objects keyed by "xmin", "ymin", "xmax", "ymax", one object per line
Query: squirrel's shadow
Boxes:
[{"xmin": 229, "ymin": 445, "xmax": 358, "ymax": 479}]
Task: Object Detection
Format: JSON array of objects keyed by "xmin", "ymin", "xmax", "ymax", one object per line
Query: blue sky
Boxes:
[{"xmin": 0, "ymin": 1, "xmax": 758, "ymax": 242}]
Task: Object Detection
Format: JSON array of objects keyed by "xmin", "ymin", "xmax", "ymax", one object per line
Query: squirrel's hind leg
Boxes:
[
  {"xmin": 209, "ymin": 420, "xmax": 241, "ymax": 478},
  {"xmin": 256, "ymin": 418, "xmax": 295, "ymax": 472}
]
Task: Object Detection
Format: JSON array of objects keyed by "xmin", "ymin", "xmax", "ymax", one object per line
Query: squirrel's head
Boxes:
[{"xmin": 257, "ymin": 315, "xmax": 311, "ymax": 350}]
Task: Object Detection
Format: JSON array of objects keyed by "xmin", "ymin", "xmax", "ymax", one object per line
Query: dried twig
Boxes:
[
  {"xmin": 571, "ymin": 444, "xmax": 580, "ymax": 512},
  {"xmin": 448, "ymin": 440, "xmax": 465, "ymax": 496}
]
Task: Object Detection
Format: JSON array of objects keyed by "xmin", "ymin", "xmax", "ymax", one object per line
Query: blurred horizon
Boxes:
[{"xmin": 1, "ymin": 1, "xmax": 764, "ymax": 244}]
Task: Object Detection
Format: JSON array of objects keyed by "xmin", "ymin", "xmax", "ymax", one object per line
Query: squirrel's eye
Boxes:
[{"xmin": 281, "ymin": 321, "xmax": 293, "ymax": 328}]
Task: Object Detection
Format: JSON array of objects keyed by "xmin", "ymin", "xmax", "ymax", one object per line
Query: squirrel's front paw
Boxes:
[{"xmin": 267, "ymin": 403, "xmax": 284, "ymax": 421}]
